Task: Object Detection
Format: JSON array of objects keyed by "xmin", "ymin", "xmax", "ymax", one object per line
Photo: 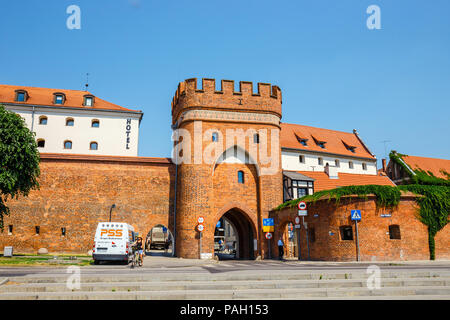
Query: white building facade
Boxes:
[
  {"xmin": 0, "ymin": 85, "xmax": 143, "ymax": 156},
  {"xmin": 280, "ymin": 123, "xmax": 385, "ymax": 201}
]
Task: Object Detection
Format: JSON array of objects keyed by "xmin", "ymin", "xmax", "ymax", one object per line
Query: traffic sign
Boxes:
[
  {"xmin": 295, "ymin": 217, "xmax": 300, "ymax": 224},
  {"xmin": 298, "ymin": 201, "xmax": 307, "ymax": 210},
  {"xmin": 265, "ymin": 232, "xmax": 273, "ymax": 240},
  {"xmin": 295, "ymin": 224, "xmax": 301, "ymax": 229},
  {"xmin": 197, "ymin": 216, "xmax": 205, "ymax": 224},
  {"xmin": 351, "ymin": 210, "xmax": 362, "ymax": 221},
  {"xmin": 263, "ymin": 218, "xmax": 274, "ymax": 232},
  {"xmin": 197, "ymin": 224, "xmax": 204, "ymax": 232},
  {"xmin": 298, "ymin": 210, "xmax": 308, "ymax": 216}
]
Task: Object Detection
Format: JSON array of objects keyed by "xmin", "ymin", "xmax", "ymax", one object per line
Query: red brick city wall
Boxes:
[
  {"xmin": 0, "ymin": 156, "xmax": 175, "ymax": 254},
  {"xmin": 271, "ymin": 196, "xmax": 450, "ymax": 261}
]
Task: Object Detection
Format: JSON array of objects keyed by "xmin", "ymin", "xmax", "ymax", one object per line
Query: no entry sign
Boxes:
[
  {"xmin": 265, "ymin": 232, "xmax": 273, "ymax": 240},
  {"xmin": 298, "ymin": 201, "xmax": 307, "ymax": 210},
  {"xmin": 197, "ymin": 216, "xmax": 205, "ymax": 224}
]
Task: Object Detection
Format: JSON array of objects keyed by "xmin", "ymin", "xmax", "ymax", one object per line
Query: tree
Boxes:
[{"xmin": 0, "ymin": 104, "xmax": 40, "ymax": 230}]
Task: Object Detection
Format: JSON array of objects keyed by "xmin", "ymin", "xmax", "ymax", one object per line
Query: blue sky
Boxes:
[{"xmin": 1, "ymin": 0, "xmax": 449, "ymax": 166}]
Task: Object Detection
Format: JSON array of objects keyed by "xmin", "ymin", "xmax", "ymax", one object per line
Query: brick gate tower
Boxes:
[{"xmin": 171, "ymin": 78, "xmax": 283, "ymax": 259}]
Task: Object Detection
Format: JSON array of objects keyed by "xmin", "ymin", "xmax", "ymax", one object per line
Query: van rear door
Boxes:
[{"xmin": 95, "ymin": 224, "xmax": 127, "ymax": 255}]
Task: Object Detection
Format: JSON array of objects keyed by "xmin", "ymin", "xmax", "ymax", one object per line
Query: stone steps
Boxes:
[
  {"xmin": 5, "ymin": 270, "xmax": 450, "ymax": 284},
  {"xmin": 1, "ymin": 277, "xmax": 449, "ymax": 293},
  {"xmin": 0, "ymin": 286, "xmax": 449, "ymax": 300},
  {"xmin": 1, "ymin": 270, "xmax": 449, "ymax": 300}
]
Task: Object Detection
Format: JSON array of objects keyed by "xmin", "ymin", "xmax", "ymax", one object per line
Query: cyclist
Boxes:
[{"xmin": 132, "ymin": 237, "xmax": 144, "ymax": 266}]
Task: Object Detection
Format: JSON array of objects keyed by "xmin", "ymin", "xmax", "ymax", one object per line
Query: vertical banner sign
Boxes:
[
  {"xmin": 351, "ymin": 210, "xmax": 362, "ymax": 261},
  {"xmin": 126, "ymin": 119, "xmax": 132, "ymax": 150}
]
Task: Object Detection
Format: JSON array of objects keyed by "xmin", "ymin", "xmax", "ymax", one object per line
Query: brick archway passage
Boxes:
[{"xmin": 219, "ymin": 209, "xmax": 255, "ymax": 260}]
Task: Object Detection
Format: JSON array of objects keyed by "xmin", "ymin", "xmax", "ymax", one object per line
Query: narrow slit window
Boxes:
[
  {"xmin": 238, "ymin": 171, "xmax": 245, "ymax": 184},
  {"xmin": 35, "ymin": 226, "xmax": 40, "ymax": 235}
]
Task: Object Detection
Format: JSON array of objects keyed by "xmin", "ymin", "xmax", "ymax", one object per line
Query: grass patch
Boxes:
[{"xmin": 0, "ymin": 256, "xmax": 93, "ymax": 266}]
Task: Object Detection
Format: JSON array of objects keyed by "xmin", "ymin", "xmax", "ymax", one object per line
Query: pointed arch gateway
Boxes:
[{"xmin": 214, "ymin": 203, "xmax": 258, "ymax": 260}]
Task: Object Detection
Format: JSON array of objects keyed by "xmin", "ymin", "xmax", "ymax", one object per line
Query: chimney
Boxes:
[
  {"xmin": 382, "ymin": 158, "xmax": 387, "ymax": 173},
  {"xmin": 324, "ymin": 163, "xmax": 339, "ymax": 179}
]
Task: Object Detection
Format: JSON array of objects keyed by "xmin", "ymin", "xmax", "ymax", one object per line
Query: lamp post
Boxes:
[{"xmin": 109, "ymin": 204, "xmax": 116, "ymax": 222}]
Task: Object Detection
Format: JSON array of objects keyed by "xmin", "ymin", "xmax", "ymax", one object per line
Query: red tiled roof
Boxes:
[
  {"xmin": 295, "ymin": 171, "xmax": 395, "ymax": 191},
  {"xmin": 0, "ymin": 84, "xmax": 140, "ymax": 113},
  {"xmin": 402, "ymin": 155, "xmax": 450, "ymax": 179},
  {"xmin": 280, "ymin": 123, "xmax": 375, "ymax": 159}
]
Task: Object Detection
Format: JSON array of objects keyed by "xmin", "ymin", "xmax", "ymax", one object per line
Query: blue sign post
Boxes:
[{"xmin": 351, "ymin": 210, "xmax": 361, "ymax": 261}]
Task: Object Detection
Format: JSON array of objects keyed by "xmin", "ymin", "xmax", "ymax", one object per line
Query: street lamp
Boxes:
[{"xmin": 109, "ymin": 204, "xmax": 116, "ymax": 222}]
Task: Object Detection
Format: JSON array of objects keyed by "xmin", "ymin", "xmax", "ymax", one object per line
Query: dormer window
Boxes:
[
  {"xmin": 312, "ymin": 136, "xmax": 326, "ymax": 149},
  {"xmin": 83, "ymin": 95, "xmax": 94, "ymax": 107},
  {"xmin": 15, "ymin": 90, "xmax": 28, "ymax": 102},
  {"xmin": 295, "ymin": 134, "xmax": 308, "ymax": 146},
  {"xmin": 342, "ymin": 141, "xmax": 357, "ymax": 153},
  {"xmin": 53, "ymin": 93, "xmax": 66, "ymax": 105}
]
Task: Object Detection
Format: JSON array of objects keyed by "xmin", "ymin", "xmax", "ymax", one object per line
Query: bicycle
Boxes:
[
  {"xmin": 130, "ymin": 246, "xmax": 143, "ymax": 268},
  {"xmin": 129, "ymin": 247, "xmax": 139, "ymax": 268}
]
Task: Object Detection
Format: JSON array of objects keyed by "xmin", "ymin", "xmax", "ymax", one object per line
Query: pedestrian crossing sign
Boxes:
[{"xmin": 351, "ymin": 210, "xmax": 361, "ymax": 221}]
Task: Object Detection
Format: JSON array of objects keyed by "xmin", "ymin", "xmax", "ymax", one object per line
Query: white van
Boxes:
[{"xmin": 92, "ymin": 222, "xmax": 136, "ymax": 264}]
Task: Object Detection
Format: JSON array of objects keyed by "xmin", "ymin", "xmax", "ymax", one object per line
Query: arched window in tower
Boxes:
[
  {"xmin": 238, "ymin": 171, "xmax": 245, "ymax": 184},
  {"xmin": 212, "ymin": 132, "xmax": 219, "ymax": 142}
]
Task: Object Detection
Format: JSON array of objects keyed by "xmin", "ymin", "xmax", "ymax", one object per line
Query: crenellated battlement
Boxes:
[{"xmin": 171, "ymin": 78, "xmax": 282, "ymax": 123}]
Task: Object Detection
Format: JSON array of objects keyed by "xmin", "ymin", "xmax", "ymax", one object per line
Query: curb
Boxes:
[{"xmin": 0, "ymin": 278, "xmax": 9, "ymax": 286}]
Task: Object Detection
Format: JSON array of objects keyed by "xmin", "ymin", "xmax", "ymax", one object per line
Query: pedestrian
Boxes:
[{"xmin": 278, "ymin": 237, "xmax": 284, "ymax": 260}]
